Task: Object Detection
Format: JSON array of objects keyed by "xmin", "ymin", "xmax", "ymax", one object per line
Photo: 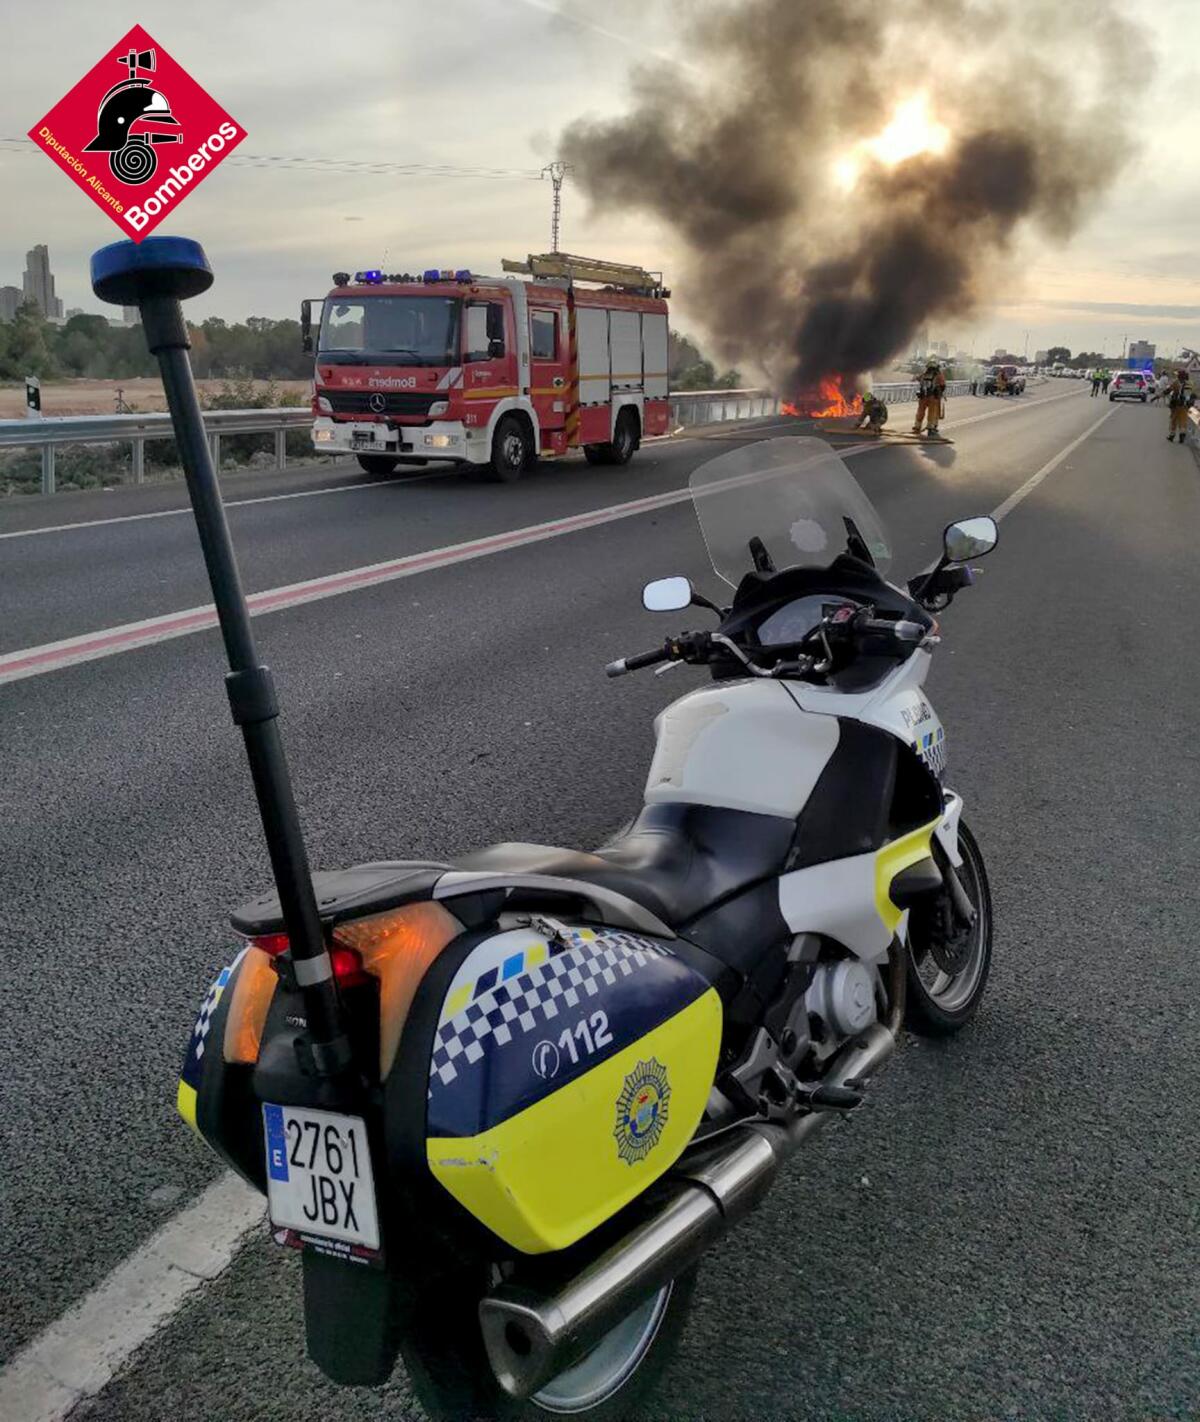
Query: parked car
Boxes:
[{"xmin": 1109, "ymin": 372, "xmax": 1150, "ymax": 402}]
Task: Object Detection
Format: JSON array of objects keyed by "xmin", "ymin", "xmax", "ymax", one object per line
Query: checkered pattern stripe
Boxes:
[
  {"xmin": 429, "ymin": 931, "xmax": 670, "ymax": 1090},
  {"xmin": 916, "ymin": 727, "xmax": 947, "ymax": 779},
  {"xmin": 193, "ymin": 973, "xmax": 227, "ymax": 1061},
  {"xmin": 181, "ymin": 949, "xmax": 245, "ymax": 1089}
]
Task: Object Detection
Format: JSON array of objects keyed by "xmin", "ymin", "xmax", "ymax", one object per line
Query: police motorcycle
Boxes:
[{"xmin": 91, "ymin": 236, "xmax": 997, "ymax": 1420}]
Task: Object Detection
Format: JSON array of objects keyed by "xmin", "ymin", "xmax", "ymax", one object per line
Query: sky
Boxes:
[{"xmin": 1, "ymin": 0, "xmax": 1198, "ymax": 363}]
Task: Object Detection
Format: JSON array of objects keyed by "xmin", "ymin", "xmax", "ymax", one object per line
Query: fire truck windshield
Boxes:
[{"xmin": 318, "ymin": 296, "xmax": 460, "ymax": 366}]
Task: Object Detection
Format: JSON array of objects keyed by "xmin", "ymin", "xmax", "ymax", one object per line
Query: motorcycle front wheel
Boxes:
[
  {"xmin": 400, "ymin": 1267, "xmax": 697, "ymax": 1420},
  {"xmin": 905, "ymin": 820, "xmax": 993, "ymax": 1035}
]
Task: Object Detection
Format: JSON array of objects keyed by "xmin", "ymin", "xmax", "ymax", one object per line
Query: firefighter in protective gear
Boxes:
[
  {"xmin": 1165, "ymin": 369, "xmax": 1195, "ymax": 443},
  {"xmin": 913, "ymin": 361, "xmax": 946, "ymax": 435},
  {"xmin": 857, "ymin": 389, "xmax": 888, "ymax": 434}
]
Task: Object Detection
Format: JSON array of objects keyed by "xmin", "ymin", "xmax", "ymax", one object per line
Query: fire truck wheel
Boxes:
[
  {"xmin": 611, "ymin": 409, "xmax": 639, "ymax": 464},
  {"xmin": 584, "ymin": 410, "xmax": 640, "ymax": 466},
  {"xmin": 488, "ymin": 416, "xmax": 533, "ymax": 482},
  {"xmin": 356, "ymin": 454, "xmax": 399, "ymax": 475}
]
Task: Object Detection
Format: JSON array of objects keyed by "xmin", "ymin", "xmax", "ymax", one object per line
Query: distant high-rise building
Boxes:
[
  {"xmin": 0, "ymin": 285, "xmax": 22, "ymax": 321},
  {"xmin": 123, "ymin": 305, "xmax": 139, "ymax": 326},
  {"xmin": 1129, "ymin": 339, "xmax": 1155, "ymax": 362},
  {"xmin": 22, "ymin": 245, "xmax": 63, "ymax": 320},
  {"xmin": 933, "ymin": 340, "xmax": 949, "ymax": 357},
  {"xmin": 912, "ymin": 327, "xmax": 930, "ymax": 356}
]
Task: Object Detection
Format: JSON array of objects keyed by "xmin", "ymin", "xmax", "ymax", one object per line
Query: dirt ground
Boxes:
[{"xmin": 0, "ymin": 377, "xmax": 311, "ymax": 418}]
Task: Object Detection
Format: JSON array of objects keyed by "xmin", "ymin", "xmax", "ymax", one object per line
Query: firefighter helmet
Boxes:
[{"xmin": 83, "ymin": 80, "xmax": 179, "ymax": 182}]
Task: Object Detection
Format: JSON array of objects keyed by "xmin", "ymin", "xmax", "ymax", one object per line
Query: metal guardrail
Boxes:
[
  {"xmin": 3, "ymin": 376, "xmax": 1043, "ymax": 496},
  {"xmin": 669, "ymin": 381, "xmax": 977, "ymax": 427},
  {"xmin": 669, "ymin": 389, "xmax": 780, "ymax": 426},
  {"xmin": 0, "ymin": 407, "xmax": 311, "ymax": 495}
]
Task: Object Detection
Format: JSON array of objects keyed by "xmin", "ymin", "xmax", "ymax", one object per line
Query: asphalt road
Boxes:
[{"xmin": 3, "ymin": 381, "xmax": 1198, "ymax": 1420}]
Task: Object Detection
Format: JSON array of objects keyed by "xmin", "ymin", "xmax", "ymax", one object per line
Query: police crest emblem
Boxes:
[{"xmin": 614, "ymin": 1058, "xmax": 671, "ymax": 1165}]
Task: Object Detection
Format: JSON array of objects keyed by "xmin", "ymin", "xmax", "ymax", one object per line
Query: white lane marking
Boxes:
[
  {"xmin": 0, "ymin": 387, "xmax": 1080, "ymax": 543},
  {"xmin": 911, "ymin": 404, "xmax": 1117, "ymax": 579},
  {"xmin": 0, "ymin": 467, "xmax": 457, "ymax": 541},
  {"xmin": 0, "ymin": 1174, "xmax": 263, "ymax": 1422},
  {"xmin": 0, "ymin": 389, "xmax": 1093, "ymax": 686},
  {"xmin": 990, "ymin": 405, "xmax": 1116, "ymax": 522},
  {"xmin": 0, "ymin": 476, "xmax": 782, "ymax": 684}
]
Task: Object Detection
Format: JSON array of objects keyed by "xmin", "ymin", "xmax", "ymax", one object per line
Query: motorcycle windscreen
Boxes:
[{"xmin": 689, "ymin": 436, "xmax": 892, "ymax": 587}]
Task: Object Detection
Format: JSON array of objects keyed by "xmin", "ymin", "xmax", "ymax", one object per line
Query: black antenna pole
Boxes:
[{"xmin": 91, "ymin": 237, "xmax": 351, "ymax": 1079}]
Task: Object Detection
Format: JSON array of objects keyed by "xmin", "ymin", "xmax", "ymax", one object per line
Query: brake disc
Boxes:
[{"xmin": 927, "ymin": 902, "xmax": 973, "ymax": 975}]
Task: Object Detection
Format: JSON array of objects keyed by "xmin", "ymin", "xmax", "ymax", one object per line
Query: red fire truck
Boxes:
[{"xmin": 302, "ymin": 252, "xmax": 671, "ymax": 482}]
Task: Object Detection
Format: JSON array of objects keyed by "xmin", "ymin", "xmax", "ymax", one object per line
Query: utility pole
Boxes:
[{"xmin": 541, "ymin": 161, "xmax": 571, "ymax": 253}]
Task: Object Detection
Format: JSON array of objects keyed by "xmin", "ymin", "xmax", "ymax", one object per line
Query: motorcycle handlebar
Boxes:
[
  {"xmin": 855, "ymin": 616, "xmax": 927, "ymax": 644},
  {"xmin": 605, "ymin": 644, "xmax": 673, "ymax": 678}
]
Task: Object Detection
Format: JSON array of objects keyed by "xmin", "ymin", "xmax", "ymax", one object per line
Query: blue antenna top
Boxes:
[{"xmin": 91, "ymin": 236, "xmax": 213, "ymax": 306}]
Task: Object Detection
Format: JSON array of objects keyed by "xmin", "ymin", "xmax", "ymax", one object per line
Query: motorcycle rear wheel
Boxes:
[
  {"xmin": 400, "ymin": 1267, "xmax": 697, "ymax": 1420},
  {"xmin": 905, "ymin": 820, "xmax": 993, "ymax": 1035}
]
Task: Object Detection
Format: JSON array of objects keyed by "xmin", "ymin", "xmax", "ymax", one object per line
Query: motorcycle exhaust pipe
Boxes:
[{"xmin": 479, "ymin": 1022, "xmax": 896, "ymax": 1399}]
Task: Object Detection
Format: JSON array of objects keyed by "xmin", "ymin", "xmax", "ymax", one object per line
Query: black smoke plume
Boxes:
[{"xmin": 559, "ymin": 0, "xmax": 1151, "ymax": 391}]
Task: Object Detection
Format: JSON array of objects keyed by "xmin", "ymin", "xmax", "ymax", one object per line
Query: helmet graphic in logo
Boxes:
[
  {"xmin": 83, "ymin": 48, "xmax": 182, "ymax": 186},
  {"xmin": 368, "ymin": 392, "xmax": 386, "ymax": 414},
  {"xmin": 614, "ymin": 1058, "xmax": 671, "ymax": 1166}
]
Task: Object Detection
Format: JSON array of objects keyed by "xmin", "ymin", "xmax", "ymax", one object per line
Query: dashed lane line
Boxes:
[{"xmin": 0, "ymin": 1174, "xmax": 263, "ymax": 1422}]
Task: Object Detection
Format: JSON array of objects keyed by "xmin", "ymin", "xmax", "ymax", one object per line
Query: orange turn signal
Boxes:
[
  {"xmin": 223, "ymin": 946, "xmax": 279, "ymax": 1065},
  {"xmin": 333, "ymin": 902, "xmax": 462, "ymax": 1078}
]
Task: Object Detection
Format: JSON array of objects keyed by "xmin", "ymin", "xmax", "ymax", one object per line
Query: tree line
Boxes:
[
  {"xmin": 0, "ymin": 300, "xmax": 739, "ymax": 389},
  {"xmin": 0, "ymin": 303, "xmax": 313, "ymax": 383}
]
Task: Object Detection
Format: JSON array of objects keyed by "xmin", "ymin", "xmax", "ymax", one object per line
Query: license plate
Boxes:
[
  {"xmin": 351, "ymin": 430, "xmax": 376, "ymax": 448},
  {"xmin": 262, "ymin": 1104, "xmax": 379, "ymax": 1250}
]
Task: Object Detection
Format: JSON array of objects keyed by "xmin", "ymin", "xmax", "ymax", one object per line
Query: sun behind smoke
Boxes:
[{"xmin": 834, "ymin": 93, "xmax": 950, "ymax": 191}]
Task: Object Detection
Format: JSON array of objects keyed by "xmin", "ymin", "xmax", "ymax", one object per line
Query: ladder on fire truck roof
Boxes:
[{"xmin": 501, "ymin": 252, "xmax": 667, "ymax": 296}]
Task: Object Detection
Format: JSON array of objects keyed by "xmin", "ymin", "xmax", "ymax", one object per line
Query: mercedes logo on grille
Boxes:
[{"xmin": 368, "ymin": 392, "xmax": 387, "ymax": 413}]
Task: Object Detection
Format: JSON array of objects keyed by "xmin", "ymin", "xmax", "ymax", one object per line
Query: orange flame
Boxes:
[{"xmin": 782, "ymin": 376, "xmax": 863, "ymax": 419}]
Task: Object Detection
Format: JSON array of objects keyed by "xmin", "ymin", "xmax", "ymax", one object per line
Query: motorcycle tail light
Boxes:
[
  {"xmin": 249, "ymin": 932, "xmax": 368, "ymax": 988},
  {"xmin": 249, "ymin": 932, "xmax": 290, "ymax": 958},
  {"xmin": 329, "ymin": 944, "xmax": 370, "ymax": 987}
]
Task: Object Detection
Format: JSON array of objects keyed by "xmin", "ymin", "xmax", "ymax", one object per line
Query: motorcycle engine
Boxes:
[
  {"xmin": 709, "ymin": 952, "xmax": 881, "ymax": 1124},
  {"xmin": 806, "ymin": 960, "xmax": 878, "ymax": 1039}
]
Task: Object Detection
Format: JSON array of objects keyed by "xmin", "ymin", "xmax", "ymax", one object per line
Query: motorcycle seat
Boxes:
[
  {"xmin": 441, "ymin": 802, "xmax": 796, "ymax": 934},
  {"xmin": 231, "ymin": 860, "xmax": 449, "ymax": 936}
]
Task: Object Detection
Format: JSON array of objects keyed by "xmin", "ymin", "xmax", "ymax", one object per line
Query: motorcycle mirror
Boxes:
[
  {"xmin": 943, "ymin": 516, "xmax": 997, "ymax": 563},
  {"xmin": 642, "ymin": 576, "xmax": 692, "ymax": 612}
]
